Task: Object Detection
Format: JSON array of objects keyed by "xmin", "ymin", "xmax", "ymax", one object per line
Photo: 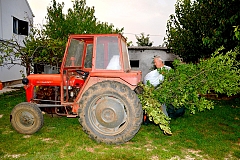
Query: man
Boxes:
[
  {"xmin": 143, "ymin": 56, "xmax": 171, "ymax": 87},
  {"xmin": 154, "ymin": 56, "xmax": 171, "ymax": 73},
  {"xmin": 143, "ymin": 56, "xmax": 171, "ymax": 116},
  {"xmin": 154, "ymin": 56, "xmax": 164, "ymax": 68}
]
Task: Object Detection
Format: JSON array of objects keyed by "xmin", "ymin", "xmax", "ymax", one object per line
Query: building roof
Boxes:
[
  {"xmin": 128, "ymin": 46, "xmax": 169, "ymax": 50},
  {"xmin": 25, "ymin": 0, "xmax": 35, "ymax": 17}
]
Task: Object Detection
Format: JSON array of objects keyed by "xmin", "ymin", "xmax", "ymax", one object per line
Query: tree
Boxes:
[
  {"xmin": 44, "ymin": 0, "xmax": 123, "ymax": 40},
  {"xmin": 30, "ymin": 0, "xmax": 124, "ymax": 68},
  {"xmin": 0, "ymin": 37, "xmax": 31, "ymax": 76},
  {"xmin": 165, "ymin": 0, "xmax": 240, "ymax": 62},
  {"xmin": 135, "ymin": 33, "xmax": 153, "ymax": 46},
  {"xmin": 0, "ymin": 0, "xmax": 123, "ymax": 75}
]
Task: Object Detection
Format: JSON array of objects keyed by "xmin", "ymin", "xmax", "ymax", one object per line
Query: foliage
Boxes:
[
  {"xmin": 127, "ymin": 41, "xmax": 133, "ymax": 47},
  {"xmin": 34, "ymin": 0, "xmax": 123, "ymax": 67},
  {"xmin": 36, "ymin": 0, "xmax": 123, "ymax": 66},
  {"xmin": 165, "ymin": 0, "xmax": 240, "ymax": 62},
  {"xmin": 0, "ymin": 0, "xmax": 123, "ymax": 75},
  {"xmin": 138, "ymin": 47, "xmax": 240, "ymax": 134},
  {"xmin": 25, "ymin": 28, "xmax": 65, "ymax": 67},
  {"xmin": 234, "ymin": 25, "xmax": 240, "ymax": 40},
  {"xmin": 0, "ymin": 36, "xmax": 33, "ymax": 75},
  {"xmin": 135, "ymin": 33, "xmax": 153, "ymax": 46},
  {"xmin": 44, "ymin": 0, "xmax": 123, "ymax": 40},
  {"xmin": 138, "ymin": 82, "xmax": 172, "ymax": 134}
]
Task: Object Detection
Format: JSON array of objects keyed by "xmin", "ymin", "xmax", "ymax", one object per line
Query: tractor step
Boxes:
[{"xmin": 67, "ymin": 115, "xmax": 78, "ymax": 118}]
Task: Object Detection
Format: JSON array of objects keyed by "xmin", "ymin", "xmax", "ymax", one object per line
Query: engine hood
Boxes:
[{"xmin": 26, "ymin": 74, "xmax": 62, "ymax": 86}]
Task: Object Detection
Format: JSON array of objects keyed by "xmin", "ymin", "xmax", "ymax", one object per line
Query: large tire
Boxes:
[
  {"xmin": 78, "ymin": 81, "xmax": 143, "ymax": 144},
  {"xmin": 10, "ymin": 102, "xmax": 44, "ymax": 134}
]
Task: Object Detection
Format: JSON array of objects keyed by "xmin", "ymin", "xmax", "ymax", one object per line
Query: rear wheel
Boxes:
[
  {"xmin": 11, "ymin": 102, "xmax": 44, "ymax": 134},
  {"xmin": 78, "ymin": 81, "xmax": 143, "ymax": 144}
]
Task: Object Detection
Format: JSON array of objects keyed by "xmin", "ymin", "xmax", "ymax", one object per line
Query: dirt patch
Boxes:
[
  {"xmin": 85, "ymin": 147, "xmax": 94, "ymax": 153},
  {"xmin": 4, "ymin": 153, "xmax": 27, "ymax": 159},
  {"xmin": 170, "ymin": 149, "xmax": 210, "ymax": 160},
  {"xmin": 169, "ymin": 155, "xmax": 198, "ymax": 160},
  {"xmin": 185, "ymin": 149, "xmax": 210, "ymax": 160},
  {"xmin": 186, "ymin": 149, "xmax": 202, "ymax": 158},
  {"xmin": 132, "ymin": 147, "xmax": 141, "ymax": 150},
  {"xmin": 162, "ymin": 148, "xmax": 169, "ymax": 152},
  {"xmin": 144, "ymin": 142, "xmax": 157, "ymax": 152},
  {"xmin": 184, "ymin": 155, "xmax": 197, "ymax": 160},
  {"xmin": 224, "ymin": 153, "xmax": 234, "ymax": 159},
  {"xmin": 113, "ymin": 145, "xmax": 123, "ymax": 149},
  {"xmin": 169, "ymin": 155, "xmax": 181, "ymax": 160},
  {"xmin": 39, "ymin": 138, "xmax": 58, "ymax": 143},
  {"xmin": 125, "ymin": 141, "xmax": 134, "ymax": 145},
  {"xmin": 150, "ymin": 155, "xmax": 159, "ymax": 160},
  {"xmin": 41, "ymin": 138, "xmax": 51, "ymax": 142},
  {"xmin": 2, "ymin": 130, "xmax": 13, "ymax": 134}
]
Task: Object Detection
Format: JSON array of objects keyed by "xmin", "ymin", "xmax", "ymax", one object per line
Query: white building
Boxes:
[
  {"xmin": 0, "ymin": 0, "xmax": 34, "ymax": 85},
  {"xmin": 128, "ymin": 46, "xmax": 179, "ymax": 80}
]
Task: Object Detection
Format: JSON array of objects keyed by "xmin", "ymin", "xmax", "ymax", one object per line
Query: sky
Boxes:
[{"xmin": 27, "ymin": 0, "xmax": 177, "ymax": 46}]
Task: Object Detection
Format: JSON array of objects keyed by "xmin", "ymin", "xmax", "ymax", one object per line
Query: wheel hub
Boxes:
[
  {"xmin": 95, "ymin": 97, "xmax": 126, "ymax": 129},
  {"xmin": 19, "ymin": 111, "xmax": 34, "ymax": 127},
  {"xmin": 101, "ymin": 108, "xmax": 115, "ymax": 123}
]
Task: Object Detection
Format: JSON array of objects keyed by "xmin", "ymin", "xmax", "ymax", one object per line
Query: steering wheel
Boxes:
[{"xmin": 76, "ymin": 70, "xmax": 89, "ymax": 79}]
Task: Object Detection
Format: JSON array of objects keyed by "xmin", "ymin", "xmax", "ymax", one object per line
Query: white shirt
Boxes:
[{"xmin": 143, "ymin": 65, "xmax": 171, "ymax": 87}]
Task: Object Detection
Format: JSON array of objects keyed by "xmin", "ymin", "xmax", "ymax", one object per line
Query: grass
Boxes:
[{"xmin": 0, "ymin": 88, "xmax": 239, "ymax": 160}]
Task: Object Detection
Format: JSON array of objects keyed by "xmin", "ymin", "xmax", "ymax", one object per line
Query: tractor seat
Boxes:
[{"xmin": 106, "ymin": 55, "xmax": 121, "ymax": 70}]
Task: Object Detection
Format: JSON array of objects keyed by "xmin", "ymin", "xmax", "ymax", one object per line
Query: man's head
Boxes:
[{"xmin": 154, "ymin": 56, "xmax": 164, "ymax": 69}]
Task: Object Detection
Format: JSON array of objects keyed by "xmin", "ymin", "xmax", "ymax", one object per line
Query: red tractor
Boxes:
[{"xmin": 10, "ymin": 34, "xmax": 143, "ymax": 144}]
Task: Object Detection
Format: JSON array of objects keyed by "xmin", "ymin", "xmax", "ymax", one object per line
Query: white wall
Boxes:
[{"xmin": 0, "ymin": 0, "xmax": 34, "ymax": 82}]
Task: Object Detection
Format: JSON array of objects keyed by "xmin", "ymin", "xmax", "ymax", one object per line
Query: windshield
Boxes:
[
  {"xmin": 65, "ymin": 39, "xmax": 84, "ymax": 67},
  {"xmin": 95, "ymin": 36, "xmax": 121, "ymax": 70},
  {"xmin": 121, "ymin": 37, "xmax": 131, "ymax": 71},
  {"xmin": 84, "ymin": 44, "xmax": 93, "ymax": 68}
]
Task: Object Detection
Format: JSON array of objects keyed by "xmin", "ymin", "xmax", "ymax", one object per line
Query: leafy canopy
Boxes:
[
  {"xmin": 165, "ymin": 0, "xmax": 240, "ymax": 62},
  {"xmin": 135, "ymin": 33, "xmax": 153, "ymax": 46}
]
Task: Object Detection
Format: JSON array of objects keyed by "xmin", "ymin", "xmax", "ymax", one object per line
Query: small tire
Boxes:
[
  {"xmin": 10, "ymin": 102, "xmax": 44, "ymax": 134},
  {"xmin": 78, "ymin": 81, "xmax": 143, "ymax": 144}
]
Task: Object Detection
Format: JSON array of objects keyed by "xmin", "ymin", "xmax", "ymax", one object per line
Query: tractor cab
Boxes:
[
  {"xmin": 61, "ymin": 34, "xmax": 140, "ymax": 106},
  {"xmin": 62, "ymin": 34, "xmax": 131, "ymax": 72}
]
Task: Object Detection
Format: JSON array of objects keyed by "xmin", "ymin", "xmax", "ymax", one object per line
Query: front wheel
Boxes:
[
  {"xmin": 78, "ymin": 81, "xmax": 143, "ymax": 144},
  {"xmin": 10, "ymin": 102, "xmax": 44, "ymax": 134}
]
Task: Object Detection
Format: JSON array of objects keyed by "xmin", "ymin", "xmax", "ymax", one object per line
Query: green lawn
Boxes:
[{"xmin": 0, "ymin": 89, "xmax": 239, "ymax": 160}]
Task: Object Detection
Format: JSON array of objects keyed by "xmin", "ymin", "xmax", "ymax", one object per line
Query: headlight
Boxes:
[{"xmin": 22, "ymin": 78, "xmax": 29, "ymax": 85}]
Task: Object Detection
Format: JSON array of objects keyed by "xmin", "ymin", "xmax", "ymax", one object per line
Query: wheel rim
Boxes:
[
  {"xmin": 89, "ymin": 95, "xmax": 127, "ymax": 135},
  {"xmin": 16, "ymin": 110, "xmax": 35, "ymax": 128}
]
